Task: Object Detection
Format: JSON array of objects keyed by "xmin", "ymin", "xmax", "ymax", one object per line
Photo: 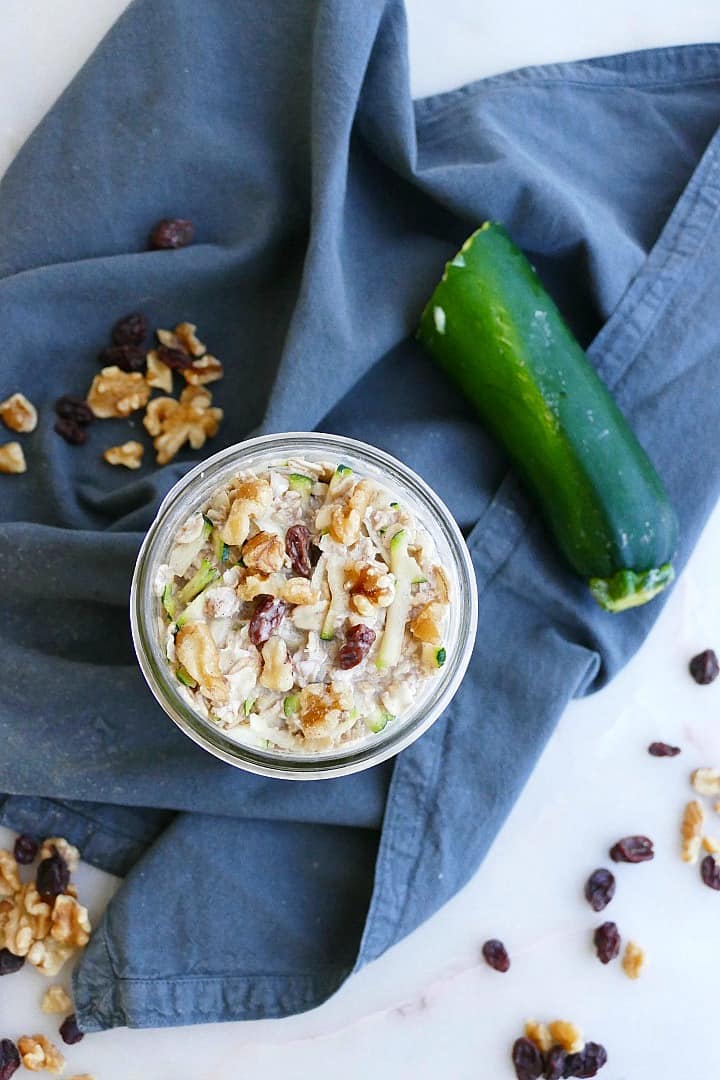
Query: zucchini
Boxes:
[
  {"xmin": 418, "ymin": 222, "xmax": 678, "ymax": 612},
  {"xmin": 176, "ymin": 558, "xmax": 219, "ymax": 607},
  {"xmin": 161, "ymin": 583, "xmax": 177, "ymax": 621},
  {"xmin": 211, "ymin": 527, "xmax": 230, "ymax": 565},
  {"xmin": 176, "ymin": 664, "xmax": 198, "ymax": 689},
  {"xmin": 283, "ymin": 693, "xmax": 300, "ymax": 718},
  {"xmin": 369, "ymin": 711, "xmax": 394, "ymax": 734},
  {"xmin": 376, "ymin": 530, "xmax": 414, "ymax": 668},
  {"xmin": 288, "ymin": 473, "xmax": 313, "ymax": 496}
]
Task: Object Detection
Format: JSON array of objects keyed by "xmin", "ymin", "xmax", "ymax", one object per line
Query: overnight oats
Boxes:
[{"xmin": 154, "ymin": 460, "xmax": 454, "ymax": 752}]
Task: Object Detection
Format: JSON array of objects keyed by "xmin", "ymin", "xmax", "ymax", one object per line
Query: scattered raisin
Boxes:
[
  {"xmin": 0, "ymin": 949, "xmax": 25, "ymax": 976},
  {"xmin": 148, "ymin": 218, "xmax": 195, "ymax": 250},
  {"xmin": 58, "ymin": 1014, "xmax": 83, "ymax": 1045},
  {"xmin": 285, "ymin": 524, "xmax": 312, "ymax": 577},
  {"xmin": 481, "ymin": 938, "xmax": 510, "ymax": 973},
  {"xmin": 98, "ymin": 344, "xmax": 147, "ymax": 373},
  {"xmin": 0, "ymin": 1039, "xmax": 20, "ymax": 1080},
  {"xmin": 512, "ymin": 1037, "xmax": 544, "ymax": 1080},
  {"xmin": 544, "ymin": 1046, "xmax": 567, "ymax": 1080},
  {"xmin": 13, "ymin": 834, "xmax": 38, "ymax": 865},
  {"xmin": 609, "ymin": 836, "xmax": 654, "ymax": 863},
  {"xmin": 689, "ymin": 649, "xmax": 719, "ymax": 685},
  {"xmin": 648, "ymin": 741, "xmax": 681, "ymax": 757},
  {"xmin": 248, "ymin": 595, "xmax": 288, "ymax": 647},
  {"xmin": 54, "ymin": 418, "xmax": 88, "ymax": 446},
  {"xmin": 584, "ymin": 868, "xmax": 615, "ymax": 912},
  {"xmin": 156, "ymin": 344, "xmax": 193, "ymax": 371},
  {"xmin": 593, "ymin": 921, "xmax": 621, "ymax": 964},
  {"xmin": 563, "ymin": 1042, "xmax": 607, "ymax": 1077},
  {"xmin": 112, "ymin": 312, "xmax": 147, "ymax": 346},
  {"xmin": 36, "ymin": 849, "xmax": 70, "ymax": 903},
  {"xmin": 337, "ymin": 623, "xmax": 376, "ymax": 670},
  {"xmin": 701, "ymin": 854, "xmax": 720, "ymax": 890},
  {"xmin": 54, "ymin": 395, "xmax": 94, "ymax": 425}
]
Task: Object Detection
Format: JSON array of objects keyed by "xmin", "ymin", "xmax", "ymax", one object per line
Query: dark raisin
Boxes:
[
  {"xmin": 54, "ymin": 395, "xmax": 94, "ymax": 425},
  {"xmin": 701, "ymin": 853, "xmax": 720, "ymax": 890},
  {"xmin": 609, "ymin": 836, "xmax": 654, "ymax": 863},
  {"xmin": 512, "ymin": 1037, "xmax": 544, "ymax": 1080},
  {"xmin": 59, "ymin": 1014, "xmax": 83, "ymax": 1045},
  {"xmin": 248, "ymin": 595, "xmax": 289, "ymax": 647},
  {"xmin": 54, "ymin": 418, "xmax": 88, "ymax": 446},
  {"xmin": 583, "ymin": 868, "xmax": 615, "ymax": 912},
  {"xmin": 148, "ymin": 218, "xmax": 195, "ymax": 250},
  {"xmin": 98, "ymin": 344, "xmax": 147, "ymax": 373},
  {"xmin": 285, "ymin": 524, "xmax": 312, "ymax": 578},
  {"xmin": 309, "ymin": 543, "xmax": 322, "ymax": 567},
  {"xmin": 545, "ymin": 1046, "xmax": 567, "ymax": 1080},
  {"xmin": 111, "ymin": 312, "xmax": 147, "ymax": 346},
  {"xmin": 36, "ymin": 850, "xmax": 70, "ymax": 903},
  {"xmin": 563, "ymin": 1042, "xmax": 607, "ymax": 1078},
  {"xmin": 337, "ymin": 623, "xmax": 376, "ymax": 670},
  {"xmin": 689, "ymin": 649, "xmax": 719, "ymax": 685},
  {"xmin": 13, "ymin": 834, "xmax": 38, "ymax": 865},
  {"xmin": 593, "ymin": 921, "xmax": 621, "ymax": 964},
  {"xmin": 648, "ymin": 741, "xmax": 681, "ymax": 757},
  {"xmin": 481, "ymin": 938, "xmax": 510, "ymax": 973},
  {"xmin": 0, "ymin": 1039, "xmax": 20, "ymax": 1080},
  {"xmin": 0, "ymin": 949, "xmax": 25, "ymax": 976},
  {"xmin": 156, "ymin": 344, "xmax": 193, "ymax": 371}
]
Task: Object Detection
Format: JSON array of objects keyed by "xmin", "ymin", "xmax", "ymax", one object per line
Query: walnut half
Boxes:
[
  {"xmin": 144, "ymin": 386, "xmax": 223, "ymax": 466},
  {"xmin": 18, "ymin": 1034, "xmax": 65, "ymax": 1075},
  {"xmin": 87, "ymin": 366, "xmax": 151, "ymax": 418},
  {"xmin": 242, "ymin": 531, "xmax": 285, "ymax": 574},
  {"xmin": 0, "ymin": 392, "xmax": 37, "ymax": 433}
]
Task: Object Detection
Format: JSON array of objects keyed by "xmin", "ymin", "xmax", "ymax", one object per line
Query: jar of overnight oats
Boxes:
[{"xmin": 131, "ymin": 432, "xmax": 478, "ymax": 779}]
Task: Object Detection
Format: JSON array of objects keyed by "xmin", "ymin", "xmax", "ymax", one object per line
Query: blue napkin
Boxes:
[{"xmin": 1, "ymin": 0, "xmax": 719, "ymax": 1029}]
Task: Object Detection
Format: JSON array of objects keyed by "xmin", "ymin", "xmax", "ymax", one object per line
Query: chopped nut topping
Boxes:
[
  {"xmin": 524, "ymin": 1020, "xmax": 553, "ymax": 1054},
  {"xmin": 681, "ymin": 800, "xmax": 704, "ymax": 863},
  {"xmin": 143, "ymin": 385, "xmax": 223, "ymax": 465},
  {"xmin": 0, "ymin": 392, "xmax": 37, "ymax": 433},
  {"xmin": 329, "ymin": 505, "xmax": 362, "ymax": 546},
  {"xmin": 259, "ymin": 636, "xmax": 294, "ymax": 692},
  {"xmin": 39, "ymin": 839, "xmax": 80, "ymax": 873},
  {"xmin": 622, "ymin": 940, "xmax": 645, "ymax": 979},
  {"xmin": 175, "ymin": 322, "xmax": 206, "ymax": 357},
  {"xmin": 220, "ymin": 478, "xmax": 273, "ymax": 547},
  {"xmin": 298, "ymin": 683, "xmax": 353, "ymax": 737},
  {"xmin": 0, "ymin": 441, "xmax": 27, "ymax": 474},
  {"xmin": 26, "ymin": 938, "xmax": 75, "ymax": 978},
  {"xmin": 2, "ymin": 883, "xmax": 52, "ymax": 957},
  {"xmin": 242, "ymin": 531, "xmax": 286, "ymax": 574},
  {"xmin": 236, "ymin": 571, "xmax": 286, "ymax": 601},
  {"xmin": 703, "ymin": 835, "xmax": 720, "ymax": 854},
  {"xmin": 409, "ymin": 600, "xmax": 447, "ymax": 645},
  {"xmin": 145, "ymin": 349, "xmax": 173, "ymax": 392},
  {"xmin": 18, "ymin": 1034, "xmax": 65, "ymax": 1075},
  {"xmin": 87, "ymin": 365, "xmax": 151, "ymax": 418},
  {"xmin": 347, "ymin": 561, "xmax": 395, "ymax": 615},
  {"xmin": 0, "ymin": 849, "xmax": 20, "ymax": 897},
  {"xmin": 103, "ymin": 440, "xmax": 144, "ymax": 470},
  {"xmin": 548, "ymin": 1020, "xmax": 584, "ymax": 1054},
  {"xmin": 50, "ymin": 895, "xmax": 91, "ymax": 948},
  {"xmin": 282, "ymin": 577, "xmax": 319, "ymax": 606},
  {"xmin": 183, "ymin": 353, "xmax": 224, "ymax": 386},
  {"xmin": 41, "ymin": 985, "xmax": 73, "ymax": 1014},
  {"xmin": 691, "ymin": 768, "xmax": 720, "ymax": 796},
  {"xmin": 176, "ymin": 623, "xmax": 228, "ymax": 702}
]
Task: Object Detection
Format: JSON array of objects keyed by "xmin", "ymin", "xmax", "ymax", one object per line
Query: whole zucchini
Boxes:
[{"xmin": 417, "ymin": 222, "xmax": 678, "ymax": 612}]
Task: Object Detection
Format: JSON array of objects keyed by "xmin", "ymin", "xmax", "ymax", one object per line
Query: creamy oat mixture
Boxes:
[{"xmin": 154, "ymin": 459, "xmax": 452, "ymax": 752}]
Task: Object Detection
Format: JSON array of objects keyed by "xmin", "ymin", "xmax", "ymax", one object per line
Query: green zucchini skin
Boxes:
[{"xmin": 417, "ymin": 223, "xmax": 679, "ymax": 611}]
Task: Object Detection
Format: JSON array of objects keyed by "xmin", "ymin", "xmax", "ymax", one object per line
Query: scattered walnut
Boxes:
[
  {"xmin": 145, "ymin": 349, "xmax": 173, "ymax": 392},
  {"xmin": 622, "ymin": 940, "xmax": 645, "ymax": 980},
  {"xmin": 259, "ymin": 636, "xmax": 294, "ymax": 692},
  {"xmin": 242, "ymin": 531, "xmax": 285, "ymax": 574},
  {"xmin": 0, "ymin": 392, "xmax": 37, "ymax": 433},
  {"xmin": 103, "ymin": 440, "xmax": 144, "ymax": 470},
  {"xmin": 220, "ymin": 478, "xmax": 273, "ymax": 546},
  {"xmin": 0, "ymin": 850, "xmax": 20, "ymax": 897},
  {"xmin": 26, "ymin": 938, "xmax": 76, "ymax": 978},
  {"xmin": 51, "ymin": 895, "xmax": 91, "ymax": 948},
  {"xmin": 3, "ymin": 884, "xmax": 52, "ymax": 956},
  {"xmin": 681, "ymin": 800, "xmax": 704, "ymax": 863},
  {"xmin": 298, "ymin": 683, "xmax": 354, "ymax": 737},
  {"xmin": 347, "ymin": 561, "xmax": 395, "ymax": 615},
  {"xmin": 39, "ymin": 839, "xmax": 80, "ymax": 873},
  {"xmin": 282, "ymin": 577, "xmax": 319, "ymax": 606},
  {"xmin": 143, "ymin": 385, "xmax": 223, "ymax": 465},
  {"xmin": 329, "ymin": 505, "xmax": 362, "ymax": 546},
  {"xmin": 183, "ymin": 353, "xmax": 224, "ymax": 386},
  {"xmin": 0, "ymin": 441, "xmax": 26, "ymax": 474},
  {"xmin": 548, "ymin": 1020, "xmax": 584, "ymax": 1054},
  {"xmin": 41, "ymin": 985, "xmax": 73, "ymax": 1014},
  {"xmin": 691, "ymin": 768, "xmax": 720, "ymax": 796},
  {"xmin": 174, "ymin": 322, "xmax": 206, "ymax": 357},
  {"xmin": 18, "ymin": 1034, "xmax": 65, "ymax": 1075},
  {"xmin": 176, "ymin": 623, "xmax": 228, "ymax": 702},
  {"xmin": 524, "ymin": 1020, "xmax": 553, "ymax": 1054},
  {"xmin": 236, "ymin": 571, "xmax": 286, "ymax": 601},
  {"xmin": 702, "ymin": 835, "xmax": 720, "ymax": 854},
  {"xmin": 409, "ymin": 600, "xmax": 447, "ymax": 645},
  {"xmin": 87, "ymin": 365, "xmax": 151, "ymax": 418}
]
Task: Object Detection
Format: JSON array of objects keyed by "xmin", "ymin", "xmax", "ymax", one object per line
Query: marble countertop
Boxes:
[{"xmin": 1, "ymin": 2, "xmax": 719, "ymax": 1077}]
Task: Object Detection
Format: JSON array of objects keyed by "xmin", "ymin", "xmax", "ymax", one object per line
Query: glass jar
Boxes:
[{"xmin": 130, "ymin": 432, "xmax": 478, "ymax": 779}]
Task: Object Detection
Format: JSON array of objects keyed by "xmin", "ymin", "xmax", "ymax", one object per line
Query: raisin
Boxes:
[
  {"xmin": 701, "ymin": 854, "xmax": 720, "ymax": 890},
  {"xmin": 13, "ymin": 834, "xmax": 38, "ymax": 865},
  {"xmin": 98, "ymin": 344, "xmax": 147, "ymax": 373},
  {"xmin": 593, "ymin": 921, "xmax": 621, "ymax": 964},
  {"xmin": 609, "ymin": 836, "xmax": 653, "ymax": 863},
  {"xmin": 481, "ymin": 938, "xmax": 510, "ymax": 972},
  {"xmin": 0, "ymin": 949, "xmax": 25, "ymax": 976},
  {"xmin": 689, "ymin": 649, "xmax": 719, "ymax": 685},
  {"xmin": 512, "ymin": 1037, "xmax": 544, "ymax": 1080},
  {"xmin": 59, "ymin": 1014, "xmax": 83, "ymax": 1045},
  {"xmin": 54, "ymin": 418, "xmax": 88, "ymax": 446},
  {"xmin": 583, "ymin": 868, "xmax": 615, "ymax": 912},
  {"xmin": 285, "ymin": 524, "xmax": 312, "ymax": 577},
  {"xmin": 54, "ymin": 395, "xmax": 94, "ymax": 425},
  {"xmin": 310, "ymin": 542, "xmax": 322, "ymax": 567},
  {"xmin": 0, "ymin": 1039, "xmax": 20, "ymax": 1080},
  {"xmin": 337, "ymin": 623, "xmax": 376, "ymax": 670},
  {"xmin": 248, "ymin": 595, "xmax": 288, "ymax": 647},
  {"xmin": 112, "ymin": 312, "xmax": 147, "ymax": 346},
  {"xmin": 563, "ymin": 1042, "xmax": 607, "ymax": 1077},
  {"xmin": 36, "ymin": 850, "xmax": 70, "ymax": 903},
  {"xmin": 156, "ymin": 344, "xmax": 193, "ymax": 371},
  {"xmin": 545, "ymin": 1046, "xmax": 567, "ymax": 1080},
  {"xmin": 148, "ymin": 218, "xmax": 195, "ymax": 250},
  {"xmin": 648, "ymin": 741, "xmax": 681, "ymax": 757}
]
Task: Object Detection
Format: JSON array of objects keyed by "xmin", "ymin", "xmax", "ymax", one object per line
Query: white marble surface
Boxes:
[{"xmin": 1, "ymin": 2, "xmax": 720, "ymax": 1077}]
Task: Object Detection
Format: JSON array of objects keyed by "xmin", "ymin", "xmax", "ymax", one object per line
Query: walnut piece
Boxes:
[
  {"xmin": 691, "ymin": 768, "xmax": 720, "ymax": 796},
  {"xmin": 0, "ymin": 392, "xmax": 37, "ymax": 433},
  {"xmin": 703, "ymin": 835, "xmax": 720, "ymax": 854},
  {"xmin": 0, "ymin": 849, "xmax": 20, "ymax": 897},
  {"xmin": 329, "ymin": 505, "xmax": 362, "ymax": 546},
  {"xmin": 220, "ymin": 478, "xmax": 272, "ymax": 547},
  {"xmin": 547, "ymin": 1020, "xmax": 584, "ymax": 1054},
  {"xmin": 347, "ymin": 561, "xmax": 395, "ymax": 616},
  {"xmin": 143, "ymin": 385, "xmax": 223, "ymax": 466},
  {"xmin": 41, "ymin": 985, "xmax": 73, "ymax": 1014},
  {"xmin": 174, "ymin": 322, "xmax": 206, "ymax": 357},
  {"xmin": 176, "ymin": 623, "xmax": 228, "ymax": 702},
  {"xmin": 681, "ymin": 800, "xmax": 704, "ymax": 863},
  {"xmin": 39, "ymin": 839, "xmax": 80, "ymax": 873},
  {"xmin": 18, "ymin": 1034, "xmax": 65, "ymax": 1075},
  {"xmin": 242, "ymin": 531, "xmax": 285, "ymax": 574},
  {"xmin": 622, "ymin": 940, "xmax": 645, "ymax": 980},
  {"xmin": 524, "ymin": 1020, "xmax": 553, "ymax": 1054},
  {"xmin": 298, "ymin": 683, "xmax": 353, "ymax": 739},
  {"xmin": 282, "ymin": 577, "xmax": 319, "ymax": 606},
  {"xmin": 259, "ymin": 637, "xmax": 294, "ymax": 692},
  {"xmin": 87, "ymin": 365, "xmax": 150, "ymax": 418},
  {"xmin": 236, "ymin": 571, "xmax": 286, "ymax": 601},
  {"xmin": 433, "ymin": 564, "xmax": 451, "ymax": 603},
  {"xmin": 0, "ymin": 441, "xmax": 26, "ymax": 474},
  {"xmin": 103, "ymin": 440, "xmax": 144, "ymax": 470},
  {"xmin": 183, "ymin": 353, "xmax": 224, "ymax": 386},
  {"xmin": 51, "ymin": 894, "xmax": 91, "ymax": 948},
  {"xmin": 3, "ymin": 884, "xmax": 52, "ymax": 956},
  {"xmin": 26, "ymin": 937, "xmax": 75, "ymax": 977},
  {"xmin": 145, "ymin": 349, "xmax": 173, "ymax": 392},
  {"xmin": 409, "ymin": 600, "xmax": 447, "ymax": 645}
]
